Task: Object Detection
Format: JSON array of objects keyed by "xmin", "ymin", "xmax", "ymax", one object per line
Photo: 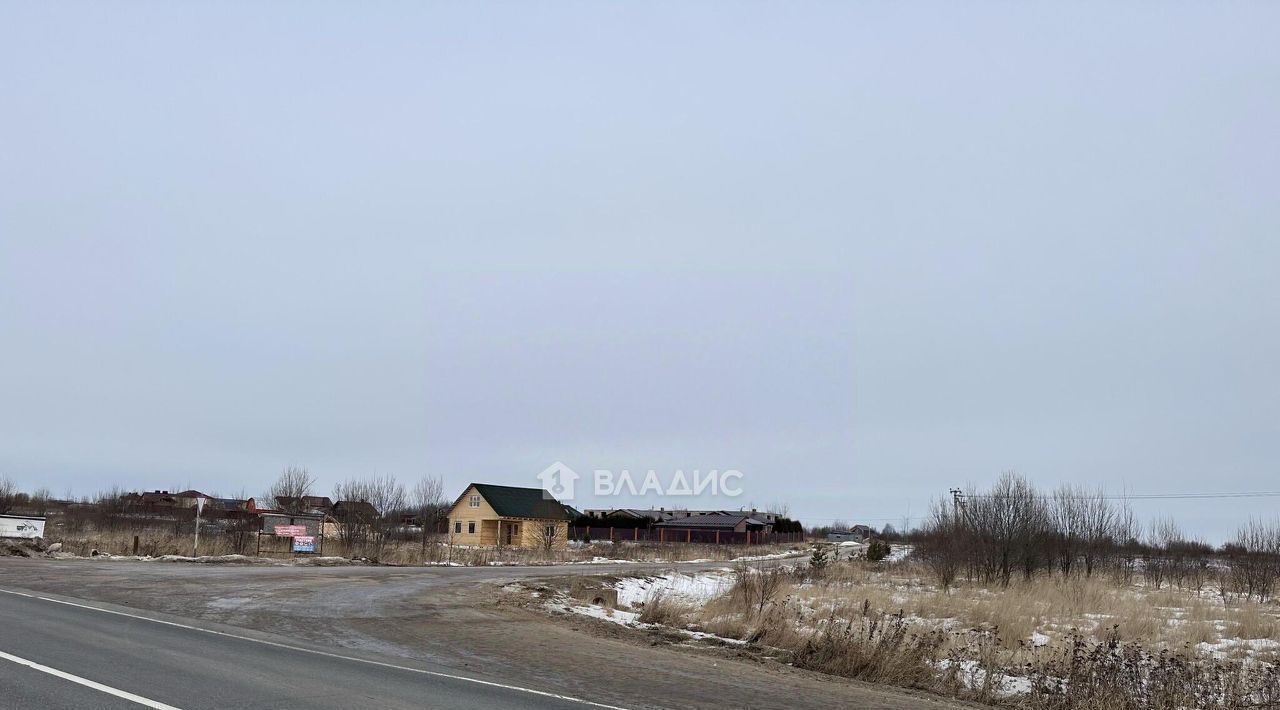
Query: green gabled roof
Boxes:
[{"xmin": 469, "ymin": 483, "xmax": 572, "ymax": 520}]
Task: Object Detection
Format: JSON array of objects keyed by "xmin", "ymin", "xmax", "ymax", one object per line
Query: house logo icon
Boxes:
[{"xmin": 537, "ymin": 461, "xmax": 579, "ymax": 501}]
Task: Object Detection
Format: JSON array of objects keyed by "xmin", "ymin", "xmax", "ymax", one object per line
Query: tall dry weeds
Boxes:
[
  {"xmin": 680, "ymin": 558, "xmax": 1280, "ymax": 709},
  {"xmin": 794, "ymin": 606, "xmax": 951, "ymax": 688}
]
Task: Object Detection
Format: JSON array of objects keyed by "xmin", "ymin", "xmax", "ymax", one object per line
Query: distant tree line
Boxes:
[
  {"xmin": 914, "ymin": 471, "xmax": 1280, "ymax": 602},
  {"xmin": 0, "ymin": 475, "xmax": 52, "ymax": 516}
]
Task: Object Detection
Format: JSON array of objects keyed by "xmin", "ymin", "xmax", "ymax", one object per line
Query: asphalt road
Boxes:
[
  {"xmin": 0, "ymin": 558, "xmax": 971, "ymax": 710},
  {"xmin": 0, "ymin": 588, "xmax": 621, "ymax": 710}
]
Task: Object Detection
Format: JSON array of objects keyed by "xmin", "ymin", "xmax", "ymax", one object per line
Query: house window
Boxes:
[
  {"xmin": 469, "ymin": 495, "xmax": 480, "ymax": 508},
  {"xmin": 544, "ymin": 524, "xmax": 556, "ymax": 539},
  {"xmin": 468, "ymin": 521, "xmax": 476, "ymax": 534},
  {"xmin": 454, "ymin": 521, "xmax": 461, "ymax": 534}
]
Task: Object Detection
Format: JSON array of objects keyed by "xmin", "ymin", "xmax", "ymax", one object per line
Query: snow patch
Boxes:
[
  {"xmin": 549, "ymin": 598, "xmax": 746, "ymax": 647},
  {"xmin": 613, "ymin": 571, "xmax": 734, "ymax": 608}
]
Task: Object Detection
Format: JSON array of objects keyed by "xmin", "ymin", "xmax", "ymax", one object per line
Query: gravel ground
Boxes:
[{"xmin": 0, "ymin": 557, "xmax": 976, "ymax": 710}]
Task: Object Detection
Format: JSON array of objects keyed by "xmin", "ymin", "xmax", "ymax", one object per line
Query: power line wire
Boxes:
[{"xmin": 961, "ymin": 491, "xmax": 1280, "ymax": 500}]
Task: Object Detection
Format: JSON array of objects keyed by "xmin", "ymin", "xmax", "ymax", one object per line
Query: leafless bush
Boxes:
[
  {"xmin": 332, "ymin": 474, "xmax": 406, "ymax": 559},
  {"xmin": 727, "ymin": 563, "xmax": 789, "ymax": 620},
  {"xmin": 1027, "ymin": 632, "xmax": 1280, "ymax": 710}
]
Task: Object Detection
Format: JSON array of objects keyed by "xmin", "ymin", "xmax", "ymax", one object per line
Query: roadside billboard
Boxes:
[
  {"xmin": 291, "ymin": 535, "xmax": 316, "ymax": 553},
  {"xmin": 0, "ymin": 515, "xmax": 45, "ymax": 540},
  {"xmin": 261, "ymin": 513, "xmax": 322, "ymax": 537}
]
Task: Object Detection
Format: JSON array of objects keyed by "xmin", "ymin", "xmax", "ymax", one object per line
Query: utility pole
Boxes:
[
  {"xmin": 192, "ymin": 497, "xmax": 205, "ymax": 557},
  {"xmin": 949, "ymin": 488, "xmax": 964, "ymax": 519}
]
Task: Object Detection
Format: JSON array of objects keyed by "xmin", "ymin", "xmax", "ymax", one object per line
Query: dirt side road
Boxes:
[{"xmin": 0, "ymin": 559, "xmax": 973, "ymax": 710}]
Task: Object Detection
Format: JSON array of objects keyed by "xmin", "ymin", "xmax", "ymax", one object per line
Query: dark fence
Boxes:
[
  {"xmin": 255, "ymin": 531, "xmax": 327, "ymax": 557},
  {"xmin": 569, "ymin": 526, "xmax": 802, "ymax": 545}
]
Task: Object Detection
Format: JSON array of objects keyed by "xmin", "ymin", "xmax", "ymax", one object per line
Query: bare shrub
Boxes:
[
  {"xmin": 727, "ymin": 563, "xmax": 789, "ymax": 620},
  {"xmin": 793, "ymin": 606, "xmax": 949, "ymax": 687},
  {"xmin": 1027, "ymin": 632, "xmax": 1280, "ymax": 710},
  {"xmin": 637, "ymin": 593, "xmax": 691, "ymax": 626}
]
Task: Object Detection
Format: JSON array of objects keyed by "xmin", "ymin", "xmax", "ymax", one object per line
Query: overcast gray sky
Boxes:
[{"xmin": 2, "ymin": 2, "xmax": 1277, "ymax": 541}]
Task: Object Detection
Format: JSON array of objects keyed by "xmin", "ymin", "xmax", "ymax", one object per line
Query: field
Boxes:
[{"xmin": 543, "ymin": 548, "xmax": 1280, "ymax": 709}]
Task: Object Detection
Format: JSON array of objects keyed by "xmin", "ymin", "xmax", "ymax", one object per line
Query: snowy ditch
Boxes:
[{"xmin": 546, "ymin": 569, "xmax": 748, "ymax": 647}]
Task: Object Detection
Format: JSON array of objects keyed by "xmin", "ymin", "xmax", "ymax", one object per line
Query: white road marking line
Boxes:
[
  {"xmin": 0, "ymin": 649, "xmax": 184, "ymax": 709},
  {"xmin": 0, "ymin": 587, "xmax": 631, "ymax": 710}
]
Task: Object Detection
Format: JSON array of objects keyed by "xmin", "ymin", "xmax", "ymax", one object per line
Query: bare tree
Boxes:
[
  {"xmin": 95, "ymin": 486, "xmax": 129, "ymax": 529},
  {"xmin": 541, "ymin": 521, "xmax": 559, "ymax": 552},
  {"xmin": 30, "ymin": 487, "xmax": 51, "ymax": 516},
  {"xmin": 1050, "ymin": 484, "xmax": 1086, "ymax": 578},
  {"xmin": 411, "ymin": 475, "xmax": 447, "ymax": 557},
  {"xmin": 333, "ymin": 474, "xmax": 407, "ymax": 557},
  {"xmin": 1112, "ymin": 495, "xmax": 1139, "ymax": 584},
  {"xmin": 917, "ymin": 500, "xmax": 964, "ymax": 591},
  {"xmin": 1144, "ymin": 516, "xmax": 1183, "ymax": 590},
  {"xmin": 1078, "ymin": 488, "xmax": 1115, "ymax": 577},
  {"xmin": 963, "ymin": 472, "xmax": 1048, "ymax": 587},
  {"xmin": 265, "ymin": 466, "xmax": 316, "ymax": 513},
  {"xmin": 0, "ymin": 475, "xmax": 17, "ymax": 514},
  {"xmin": 1231, "ymin": 518, "xmax": 1280, "ymax": 602}
]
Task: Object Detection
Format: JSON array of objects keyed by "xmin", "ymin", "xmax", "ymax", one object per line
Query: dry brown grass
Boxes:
[
  {"xmin": 666, "ymin": 559, "xmax": 1280, "ymax": 708},
  {"xmin": 782, "ymin": 559, "xmax": 1280, "ymax": 655},
  {"xmin": 793, "ymin": 611, "xmax": 950, "ymax": 688},
  {"xmin": 42, "ymin": 524, "xmax": 800, "ymax": 567},
  {"xmin": 636, "ymin": 593, "xmax": 694, "ymax": 626},
  {"xmin": 55, "ymin": 528, "xmax": 246, "ymax": 557}
]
